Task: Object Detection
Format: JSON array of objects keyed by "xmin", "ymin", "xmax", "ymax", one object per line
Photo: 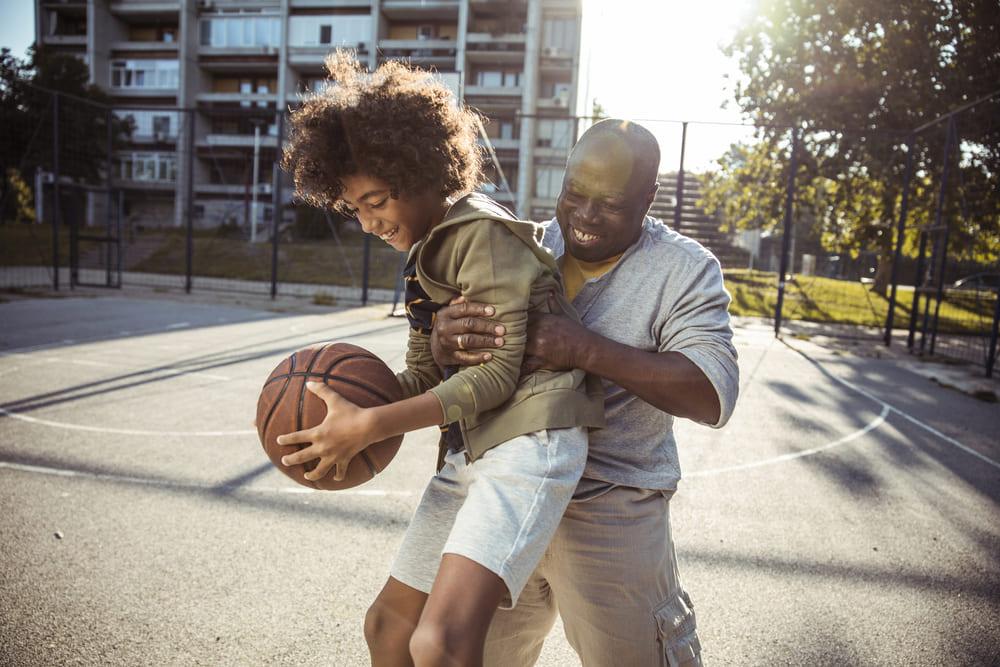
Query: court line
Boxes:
[
  {"xmin": 781, "ymin": 339, "xmax": 1000, "ymax": 471},
  {"xmin": 686, "ymin": 405, "xmax": 890, "ymax": 477},
  {"xmin": 0, "ymin": 407, "xmax": 256, "ymax": 437},
  {"xmin": 0, "ymin": 460, "xmax": 413, "ymax": 497},
  {"xmin": 2, "ymin": 354, "xmax": 232, "ymax": 382}
]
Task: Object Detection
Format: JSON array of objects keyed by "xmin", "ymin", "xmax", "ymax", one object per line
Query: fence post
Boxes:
[
  {"xmin": 929, "ymin": 118, "xmax": 957, "ymax": 356},
  {"xmin": 987, "ymin": 288, "xmax": 1000, "ymax": 379},
  {"xmin": 906, "ymin": 229, "xmax": 927, "ymax": 350},
  {"xmin": 271, "ymin": 110, "xmax": 285, "ymax": 300},
  {"xmin": 185, "ymin": 109, "xmax": 195, "ymax": 294},
  {"xmin": 673, "ymin": 121, "xmax": 687, "ymax": 233},
  {"xmin": 774, "ymin": 127, "xmax": 798, "ymax": 337},
  {"xmin": 361, "ymin": 234, "xmax": 371, "ymax": 306},
  {"xmin": 52, "ymin": 92, "xmax": 60, "ymax": 291},
  {"xmin": 884, "ymin": 134, "xmax": 915, "ymax": 346}
]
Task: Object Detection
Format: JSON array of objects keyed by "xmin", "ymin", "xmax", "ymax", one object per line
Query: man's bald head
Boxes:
[
  {"xmin": 555, "ymin": 119, "xmax": 661, "ymax": 262},
  {"xmin": 569, "ymin": 119, "xmax": 660, "ymax": 194}
]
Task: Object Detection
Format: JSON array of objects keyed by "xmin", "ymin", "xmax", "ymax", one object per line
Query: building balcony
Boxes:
[
  {"xmin": 117, "ymin": 178, "xmax": 177, "ymax": 191},
  {"xmin": 536, "ymin": 95, "xmax": 571, "ymax": 110},
  {"xmin": 379, "ymin": 41, "xmax": 457, "ymax": 67},
  {"xmin": 109, "ymin": 1, "xmax": 181, "ymax": 18},
  {"xmin": 110, "ymin": 40, "xmax": 179, "ymax": 53},
  {"xmin": 196, "ymin": 92, "xmax": 278, "ymax": 104},
  {"xmin": 290, "ymin": 0, "xmax": 371, "ymax": 7},
  {"xmin": 479, "ymin": 137, "xmax": 519, "ymax": 151},
  {"xmin": 288, "ymin": 44, "xmax": 370, "ymax": 70},
  {"xmin": 109, "ymin": 87, "xmax": 179, "ymax": 98},
  {"xmin": 199, "ymin": 45, "xmax": 281, "ymax": 58},
  {"xmin": 199, "ymin": 134, "xmax": 279, "ymax": 149},
  {"xmin": 465, "ymin": 85, "xmax": 522, "ymax": 97},
  {"xmin": 196, "ymin": 183, "xmax": 273, "ymax": 196},
  {"xmin": 381, "ymin": 0, "xmax": 460, "ymax": 20},
  {"xmin": 465, "ymin": 33, "xmax": 525, "ymax": 64},
  {"xmin": 41, "ymin": 34, "xmax": 88, "ymax": 47}
]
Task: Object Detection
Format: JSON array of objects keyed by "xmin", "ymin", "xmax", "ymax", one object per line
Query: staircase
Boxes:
[{"xmin": 650, "ymin": 172, "xmax": 749, "ymax": 269}]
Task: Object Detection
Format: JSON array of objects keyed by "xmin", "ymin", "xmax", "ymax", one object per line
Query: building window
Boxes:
[
  {"xmin": 117, "ymin": 152, "xmax": 178, "ymax": 183},
  {"xmin": 542, "ymin": 17, "xmax": 577, "ymax": 54},
  {"xmin": 115, "ymin": 110, "xmax": 180, "ymax": 140},
  {"xmin": 199, "ymin": 15, "xmax": 281, "ymax": 48},
  {"xmin": 476, "ymin": 70, "xmax": 521, "ymax": 88},
  {"xmin": 289, "ymin": 15, "xmax": 371, "ymax": 48},
  {"xmin": 535, "ymin": 166, "xmax": 564, "ymax": 198},
  {"xmin": 110, "ymin": 60, "xmax": 179, "ymax": 89},
  {"xmin": 536, "ymin": 119, "xmax": 572, "ymax": 149}
]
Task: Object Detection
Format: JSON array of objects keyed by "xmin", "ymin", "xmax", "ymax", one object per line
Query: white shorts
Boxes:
[{"xmin": 390, "ymin": 427, "xmax": 587, "ymax": 608}]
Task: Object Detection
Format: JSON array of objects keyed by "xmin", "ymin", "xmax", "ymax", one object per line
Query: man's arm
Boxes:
[{"xmin": 521, "ymin": 307, "xmax": 723, "ymax": 425}]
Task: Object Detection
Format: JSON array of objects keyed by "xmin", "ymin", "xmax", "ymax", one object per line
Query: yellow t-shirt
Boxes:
[{"xmin": 559, "ymin": 251, "xmax": 625, "ymax": 302}]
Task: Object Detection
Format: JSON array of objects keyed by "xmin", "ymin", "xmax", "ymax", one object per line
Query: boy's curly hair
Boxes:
[{"xmin": 282, "ymin": 51, "xmax": 485, "ymax": 213}]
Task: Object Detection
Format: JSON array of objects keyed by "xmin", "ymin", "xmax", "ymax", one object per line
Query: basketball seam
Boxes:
[
  {"xmin": 297, "ymin": 343, "xmax": 334, "ymax": 488},
  {"xmin": 260, "ymin": 353, "xmax": 380, "ymax": 388},
  {"xmin": 359, "ymin": 450, "xmax": 379, "ymax": 478},
  {"xmin": 260, "ymin": 351, "xmax": 297, "ymax": 438}
]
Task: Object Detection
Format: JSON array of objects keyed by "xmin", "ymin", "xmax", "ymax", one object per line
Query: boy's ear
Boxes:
[{"xmin": 390, "ymin": 188, "xmax": 400, "ymax": 199}]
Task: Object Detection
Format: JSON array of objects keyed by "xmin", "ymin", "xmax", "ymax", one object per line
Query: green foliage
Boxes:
[
  {"xmin": 0, "ymin": 46, "xmax": 132, "ymax": 189},
  {"xmin": 702, "ymin": 0, "xmax": 1000, "ymax": 287}
]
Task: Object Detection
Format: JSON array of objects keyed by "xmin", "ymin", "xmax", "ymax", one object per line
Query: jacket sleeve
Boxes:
[
  {"xmin": 395, "ymin": 328, "xmax": 444, "ymax": 400},
  {"xmin": 428, "ymin": 222, "xmax": 543, "ymax": 424}
]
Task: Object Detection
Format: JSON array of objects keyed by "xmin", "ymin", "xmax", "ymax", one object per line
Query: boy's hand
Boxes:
[
  {"xmin": 430, "ymin": 296, "xmax": 506, "ymax": 367},
  {"xmin": 276, "ymin": 382, "xmax": 375, "ymax": 482}
]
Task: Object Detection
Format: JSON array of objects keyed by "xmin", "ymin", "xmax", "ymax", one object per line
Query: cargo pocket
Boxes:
[{"xmin": 654, "ymin": 590, "xmax": 702, "ymax": 666}]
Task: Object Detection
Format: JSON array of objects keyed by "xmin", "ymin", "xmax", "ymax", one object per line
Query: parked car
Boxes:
[{"xmin": 952, "ymin": 273, "xmax": 1000, "ymax": 292}]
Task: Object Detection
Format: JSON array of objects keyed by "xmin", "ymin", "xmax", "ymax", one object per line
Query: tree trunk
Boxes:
[{"xmin": 872, "ymin": 252, "xmax": 893, "ymax": 296}]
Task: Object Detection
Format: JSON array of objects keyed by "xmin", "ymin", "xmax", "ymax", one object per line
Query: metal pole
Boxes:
[
  {"xmin": 884, "ymin": 135, "xmax": 915, "ymax": 346},
  {"xmin": 774, "ymin": 128, "xmax": 798, "ymax": 337},
  {"xmin": 251, "ymin": 121, "xmax": 261, "ymax": 243},
  {"xmin": 270, "ymin": 111, "xmax": 284, "ymax": 300},
  {"xmin": 929, "ymin": 118, "xmax": 957, "ymax": 356},
  {"xmin": 185, "ymin": 110, "xmax": 195, "ymax": 294},
  {"xmin": 52, "ymin": 93, "xmax": 60, "ymax": 291},
  {"xmin": 906, "ymin": 230, "xmax": 927, "ymax": 350},
  {"xmin": 673, "ymin": 122, "xmax": 687, "ymax": 233},
  {"xmin": 106, "ymin": 107, "xmax": 114, "ymax": 288},
  {"xmin": 361, "ymin": 234, "xmax": 371, "ymax": 306},
  {"xmin": 987, "ymin": 287, "xmax": 1000, "ymax": 379}
]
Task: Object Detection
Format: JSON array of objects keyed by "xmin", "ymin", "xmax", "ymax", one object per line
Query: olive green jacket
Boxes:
[{"xmin": 395, "ymin": 193, "xmax": 605, "ymax": 462}]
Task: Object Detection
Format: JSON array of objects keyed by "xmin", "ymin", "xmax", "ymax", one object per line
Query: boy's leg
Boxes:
[
  {"xmin": 482, "ymin": 566, "xmax": 558, "ymax": 667},
  {"xmin": 365, "ymin": 577, "xmax": 428, "ymax": 667},
  {"xmin": 545, "ymin": 487, "xmax": 702, "ymax": 667},
  {"xmin": 409, "ymin": 554, "xmax": 508, "ymax": 667}
]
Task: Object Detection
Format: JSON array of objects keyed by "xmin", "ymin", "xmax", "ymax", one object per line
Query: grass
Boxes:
[
  {"xmin": 4, "ymin": 223, "xmax": 993, "ymax": 335},
  {"xmin": 725, "ymin": 269, "xmax": 996, "ymax": 334}
]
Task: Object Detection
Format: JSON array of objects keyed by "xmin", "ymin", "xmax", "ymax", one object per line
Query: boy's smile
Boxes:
[{"xmin": 340, "ymin": 173, "xmax": 449, "ymax": 252}]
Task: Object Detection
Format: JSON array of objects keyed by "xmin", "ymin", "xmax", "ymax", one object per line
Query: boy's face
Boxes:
[{"xmin": 340, "ymin": 173, "xmax": 444, "ymax": 251}]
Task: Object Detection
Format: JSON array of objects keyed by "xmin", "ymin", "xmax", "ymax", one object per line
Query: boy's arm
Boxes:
[
  {"xmin": 426, "ymin": 221, "xmax": 542, "ymax": 424},
  {"xmin": 396, "ymin": 328, "xmax": 443, "ymax": 399}
]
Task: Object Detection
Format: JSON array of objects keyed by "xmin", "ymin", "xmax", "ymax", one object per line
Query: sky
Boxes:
[{"xmin": 1, "ymin": 0, "xmax": 755, "ymax": 171}]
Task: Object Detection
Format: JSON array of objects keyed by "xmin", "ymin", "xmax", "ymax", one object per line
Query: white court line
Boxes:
[
  {"xmin": 0, "ymin": 407, "xmax": 255, "ymax": 437},
  {"xmin": 782, "ymin": 339, "xmax": 1000, "ymax": 471},
  {"xmin": 687, "ymin": 406, "xmax": 889, "ymax": 477},
  {"xmin": 165, "ymin": 322, "xmax": 191, "ymax": 330},
  {"xmin": 2, "ymin": 353, "xmax": 231, "ymax": 381},
  {"xmin": 0, "ymin": 460, "xmax": 413, "ymax": 497}
]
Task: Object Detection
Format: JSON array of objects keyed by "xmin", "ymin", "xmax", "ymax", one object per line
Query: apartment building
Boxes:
[{"xmin": 35, "ymin": 0, "xmax": 584, "ymax": 229}]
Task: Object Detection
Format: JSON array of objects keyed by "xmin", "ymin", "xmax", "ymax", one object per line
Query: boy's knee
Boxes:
[
  {"xmin": 410, "ymin": 620, "xmax": 470, "ymax": 667},
  {"xmin": 364, "ymin": 600, "xmax": 407, "ymax": 650}
]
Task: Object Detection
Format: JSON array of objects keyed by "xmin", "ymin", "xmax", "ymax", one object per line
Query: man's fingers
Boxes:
[
  {"xmin": 454, "ymin": 350, "xmax": 492, "ymax": 365},
  {"xmin": 442, "ymin": 299, "xmax": 496, "ymax": 320},
  {"xmin": 456, "ymin": 333, "xmax": 503, "ymax": 350},
  {"xmin": 276, "ymin": 428, "xmax": 315, "ymax": 447}
]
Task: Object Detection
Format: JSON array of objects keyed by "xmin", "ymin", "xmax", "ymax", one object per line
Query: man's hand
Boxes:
[
  {"xmin": 430, "ymin": 296, "xmax": 506, "ymax": 367},
  {"xmin": 522, "ymin": 295, "xmax": 593, "ymax": 373},
  {"xmin": 276, "ymin": 382, "xmax": 375, "ymax": 482}
]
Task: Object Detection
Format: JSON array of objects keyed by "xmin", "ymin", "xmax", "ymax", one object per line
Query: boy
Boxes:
[{"xmin": 276, "ymin": 51, "xmax": 603, "ymax": 666}]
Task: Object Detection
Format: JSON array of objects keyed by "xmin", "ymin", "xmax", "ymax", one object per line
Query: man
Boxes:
[{"xmin": 430, "ymin": 119, "xmax": 739, "ymax": 666}]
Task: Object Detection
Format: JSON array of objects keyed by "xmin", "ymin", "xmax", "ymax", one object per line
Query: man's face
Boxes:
[{"xmin": 555, "ymin": 134, "xmax": 654, "ymax": 263}]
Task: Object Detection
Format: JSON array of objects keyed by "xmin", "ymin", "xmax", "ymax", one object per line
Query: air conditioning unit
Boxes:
[
  {"xmin": 153, "ymin": 131, "xmax": 167, "ymax": 142},
  {"xmin": 198, "ymin": 0, "xmax": 213, "ymax": 9},
  {"xmin": 542, "ymin": 46, "xmax": 561, "ymax": 57},
  {"xmin": 552, "ymin": 96, "xmax": 567, "ymax": 107}
]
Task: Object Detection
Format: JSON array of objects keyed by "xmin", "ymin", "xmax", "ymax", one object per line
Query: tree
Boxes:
[
  {"xmin": 702, "ymin": 0, "xmax": 1000, "ymax": 292},
  {"xmin": 1, "ymin": 45, "xmax": 131, "ymax": 222}
]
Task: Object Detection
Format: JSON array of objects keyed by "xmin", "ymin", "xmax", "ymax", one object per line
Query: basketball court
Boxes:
[{"xmin": 2, "ymin": 293, "xmax": 999, "ymax": 665}]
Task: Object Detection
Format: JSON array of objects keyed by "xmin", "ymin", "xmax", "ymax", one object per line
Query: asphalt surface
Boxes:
[{"xmin": 1, "ymin": 294, "xmax": 998, "ymax": 666}]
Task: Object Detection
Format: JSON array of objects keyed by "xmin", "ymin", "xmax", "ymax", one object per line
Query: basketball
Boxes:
[{"xmin": 256, "ymin": 342, "xmax": 404, "ymax": 490}]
